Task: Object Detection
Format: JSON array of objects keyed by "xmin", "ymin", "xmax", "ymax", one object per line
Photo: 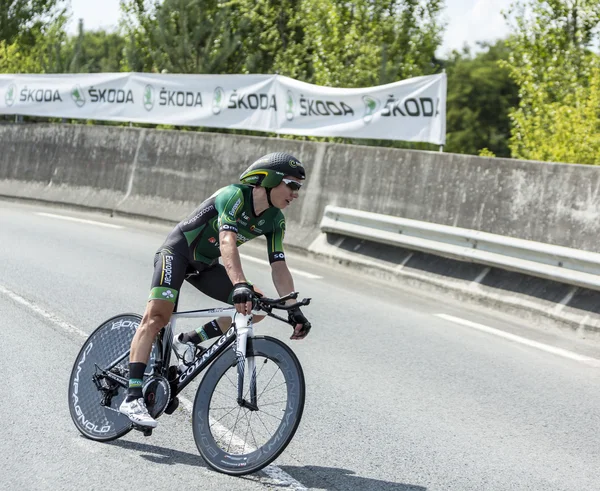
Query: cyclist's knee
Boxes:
[{"xmin": 141, "ymin": 300, "xmax": 173, "ymax": 335}]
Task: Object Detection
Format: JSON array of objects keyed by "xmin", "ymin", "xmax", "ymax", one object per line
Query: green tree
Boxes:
[
  {"xmin": 0, "ymin": 11, "xmax": 69, "ymax": 73},
  {"xmin": 121, "ymin": 0, "xmax": 444, "ymax": 84},
  {"xmin": 444, "ymin": 41, "xmax": 519, "ymax": 157},
  {"xmin": 503, "ymin": 0, "xmax": 600, "ymax": 164},
  {"xmin": 120, "ymin": 0, "xmax": 242, "ymax": 73},
  {"xmin": 67, "ymin": 20, "xmax": 126, "ymax": 73},
  {"xmin": 0, "ymin": 0, "xmax": 62, "ymax": 44},
  {"xmin": 270, "ymin": 0, "xmax": 445, "ymax": 86}
]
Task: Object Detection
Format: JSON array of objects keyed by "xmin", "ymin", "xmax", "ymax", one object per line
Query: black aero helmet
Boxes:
[{"xmin": 240, "ymin": 152, "xmax": 306, "ymax": 188}]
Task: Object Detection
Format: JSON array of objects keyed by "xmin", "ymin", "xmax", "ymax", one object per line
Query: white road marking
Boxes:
[
  {"xmin": 33, "ymin": 212, "xmax": 320, "ymax": 282},
  {"xmin": 240, "ymin": 254, "xmax": 322, "ymax": 279},
  {"xmin": 0, "ymin": 283, "xmax": 308, "ymax": 490},
  {"xmin": 178, "ymin": 397, "xmax": 307, "ymax": 490},
  {"xmin": 436, "ymin": 313, "xmax": 600, "ymax": 367},
  {"xmin": 36, "ymin": 212, "xmax": 124, "ymax": 229},
  {"xmin": 0, "ymin": 283, "xmax": 88, "ymax": 338}
]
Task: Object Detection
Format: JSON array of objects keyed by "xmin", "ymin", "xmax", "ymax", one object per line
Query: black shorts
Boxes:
[{"xmin": 148, "ymin": 232, "xmax": 235, "ymax": 306}]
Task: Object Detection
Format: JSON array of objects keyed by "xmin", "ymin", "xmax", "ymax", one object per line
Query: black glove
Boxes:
[
  {"xmin": 289, "ymin": 307, "xmax": 311, "ymax": 339},
  {"xmin": 232, "ymin": 282, "xmax": 254, "ymax": 305}
]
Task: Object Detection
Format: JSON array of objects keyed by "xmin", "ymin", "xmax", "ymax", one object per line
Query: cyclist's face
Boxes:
[{"xmin": 270, "ymin": 176, "xmax": 302, "ymax": 209}]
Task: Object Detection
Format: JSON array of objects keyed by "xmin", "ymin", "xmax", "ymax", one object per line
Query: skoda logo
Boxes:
[
  {"xmin": 362, "ymin": 95, "xmax": 379, "ymax": 124},
  {"xmin": 212, "ymin": 86, "xmax": 225, "ymax": 115},
  {"xmin": 5, "ymin": 84, "xmax": 16, "ymax": 107},
  {"xmin": 143, "ymin": 84, "xmax": 155, "ymax": 111},
  {"xmin": 285, "ymin": 90, "xmax": 295, "ymax": 121},
  {"xmin": 71, "ymin": 85, "xmax": 86, "ymax": 108}
]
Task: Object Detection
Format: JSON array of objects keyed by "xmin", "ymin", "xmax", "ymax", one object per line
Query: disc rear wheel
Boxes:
[{"xmin": 68, "ymin": 313, "xmax": 158, "ymax": 442}]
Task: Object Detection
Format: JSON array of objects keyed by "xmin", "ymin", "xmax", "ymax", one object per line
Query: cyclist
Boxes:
[{"xmin": 119, "ymin": 152, "xmax": 312, "ymax": 428}]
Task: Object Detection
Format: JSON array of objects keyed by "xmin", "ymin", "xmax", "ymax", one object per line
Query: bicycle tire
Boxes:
[
  {"xmin": 67, "ymin": 313, "xmax": 158, "ymax": 442},
  {"xmin": 192, "ymin": 336, "xmax": 305, "ymax": 475}
]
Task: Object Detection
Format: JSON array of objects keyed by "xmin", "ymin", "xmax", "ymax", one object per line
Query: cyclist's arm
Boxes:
[
  {"xmin": 265, "ymin": 213, "xmax": 293, "ymax": 301},
  {"xmin": 215, "ymin": 186, "xmax": 252, "ymax": 313},
  {"xmin": 270, "ymin": 260, "xmax": 296, "ymax": 304},
  {"xmin": 220, "ymin": 231, "xmax": 246, "ymax": 285}
]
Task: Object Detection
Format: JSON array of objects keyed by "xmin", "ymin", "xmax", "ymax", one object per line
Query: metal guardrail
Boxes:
[{"xmin": 320, "ymin": 205, "xmax": 600, "ymax": 291}]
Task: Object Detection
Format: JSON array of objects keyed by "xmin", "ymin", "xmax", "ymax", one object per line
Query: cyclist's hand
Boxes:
[
  {"xmin": 232, "ymin": 282, "xmax": 254, "ymax": 315},
  {"xmin": 289, "ymin": 307, "xmax": 311, "ymax": 340}
]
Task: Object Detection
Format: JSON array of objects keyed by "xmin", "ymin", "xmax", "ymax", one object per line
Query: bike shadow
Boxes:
[
  {"xmin": 104, "ymin": 440, "xmax": 426, "ymax": 490},
  {"xmin": 106, "ymin": 438, "xmax": 208, "ymax": 468},
  {"xmin": 275, "ymin": 465, "xmax": 427, "ymax": 491}
]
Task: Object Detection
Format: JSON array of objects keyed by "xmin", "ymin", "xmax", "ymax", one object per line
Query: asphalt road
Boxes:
[{"xmin": 2, "ymin": 199, "xmax": 600, "ymax": 491}]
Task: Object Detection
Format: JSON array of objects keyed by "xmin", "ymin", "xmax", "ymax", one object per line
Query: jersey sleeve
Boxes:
[
  {"xmin": 214, "ymin": 186, "xmax": 244, "ymax": 234},
  {"xmin": 265, "ymin": 212, "xmax": 286, "ymax": 263}
]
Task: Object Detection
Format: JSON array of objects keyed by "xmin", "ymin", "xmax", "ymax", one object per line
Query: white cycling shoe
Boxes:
[{"xmin": 119, "ymin": 397, "xmax": 158, "ymax": 428}]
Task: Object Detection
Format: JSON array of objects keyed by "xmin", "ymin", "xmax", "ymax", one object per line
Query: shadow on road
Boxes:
[
  {"xmin": 275, "ymin": 465, "xmax": 427, "ymax": 491},
  {"xmin": 104, "ymin": 440, "xmax": 426, "ymax": 490},
  {"xmin": 107, "ymin": 438, "xmax": 208, "ymax": 468}
]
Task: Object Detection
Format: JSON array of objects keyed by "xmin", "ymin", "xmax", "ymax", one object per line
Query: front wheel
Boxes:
[
  {"xmin": 68, "ymin": 313, "xmax": 158, "ymax": 442},
  {"xmin": 192, "ymin": 336, "xmax": 305, "ymax": 475}
]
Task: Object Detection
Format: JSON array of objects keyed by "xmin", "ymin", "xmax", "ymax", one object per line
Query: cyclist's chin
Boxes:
[{"xmin": 273, "ymin": 199, "xmax": 289, "ymax": 209}]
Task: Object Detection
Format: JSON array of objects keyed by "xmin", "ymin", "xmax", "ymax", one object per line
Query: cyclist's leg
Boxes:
[{"xmin": 121, "ymin": 246, "xmax": 187, "ymax": 426}]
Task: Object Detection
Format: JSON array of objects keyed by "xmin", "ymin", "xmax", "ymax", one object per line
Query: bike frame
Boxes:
[
  {"xmin": 100, "ymin": 306, "xmax": 261, "ymax": 406},
  {"xmin": 166, "ymin": 307, "xmax": 258, "ymax": 404}
]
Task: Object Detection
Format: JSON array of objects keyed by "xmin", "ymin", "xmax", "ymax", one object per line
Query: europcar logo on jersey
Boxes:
[
  {"xmin": 71, "ymin": 85, "xmax": 86, "ymax": 107},
  {"xmin": 5, "ymin": 84, "xmax": 16, "ymax": 107},
  {"xmin": 285, "ymin": 90, "xmax": 295, "ymax": 121},
  {"xmin": 143, "ymin": 85, "xmax": 154, "ymax": 111},
  {"xmin": 362, "ymin": 95, "xmax": 379, "ymax": 124},
  {"xmin": 212, "ymin": 87, "xmax": 225, "ymax": 114}
]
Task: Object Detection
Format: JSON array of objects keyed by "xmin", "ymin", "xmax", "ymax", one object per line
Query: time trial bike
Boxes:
[{"xmin": 68, "ymin": 292, "xmax": 309, "ymax": 475}]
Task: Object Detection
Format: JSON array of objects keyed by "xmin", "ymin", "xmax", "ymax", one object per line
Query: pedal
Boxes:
[
  {"xmin": 132, "ymin": 424, "xmax": 154, "ymax": 437},
  {"xmin": 164, "ymin": 397, "xmax": 179, "ymax": 415}
]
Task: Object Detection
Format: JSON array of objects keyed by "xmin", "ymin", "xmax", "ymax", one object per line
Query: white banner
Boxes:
[{"xmin": 0, "ymin": 72, "xmax": 446, "ymax": 144}]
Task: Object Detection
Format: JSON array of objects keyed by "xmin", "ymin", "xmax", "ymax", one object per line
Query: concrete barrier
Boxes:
[
  {"xmin": 2, "ymin": 123, "xmax": 600, "ymax": 254},
  {"xmin": 0, "ymin": 124, "xmax": 134, "ymax": 210}
]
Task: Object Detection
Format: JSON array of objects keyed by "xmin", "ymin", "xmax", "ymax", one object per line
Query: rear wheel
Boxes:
[
  {"xmin": 68, "ymin": 313, "xmax": 158, "ymax": 442},
  {"xmin": 192, "ymin": 336, "xmax": 305, "ymax": 475}
]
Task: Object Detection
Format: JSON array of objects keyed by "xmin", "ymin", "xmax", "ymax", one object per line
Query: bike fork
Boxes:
[{"xmin": 235, "ymin": 314, "xmax": 258, "ymax": 410}]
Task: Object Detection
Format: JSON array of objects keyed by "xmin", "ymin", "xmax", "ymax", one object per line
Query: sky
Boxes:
[{"xmin": 66, "ymin": 0, "xmax": 513, "ymax": 58}]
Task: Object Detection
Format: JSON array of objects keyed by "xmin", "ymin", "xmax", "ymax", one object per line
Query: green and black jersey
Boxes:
[
  {"xmin": 168, "ymin": 183, "xmax": 286, "ymax": 266},
  {"xmin": 149, "ymin": 184, "xmax": 287, "ymax": 304}
]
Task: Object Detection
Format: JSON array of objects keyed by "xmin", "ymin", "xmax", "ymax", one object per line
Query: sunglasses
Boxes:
[{"xmin": 282, "ymin": 178, "xmax": 302, "ymax": 191}]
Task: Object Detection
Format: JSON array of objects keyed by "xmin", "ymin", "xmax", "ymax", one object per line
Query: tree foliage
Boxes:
[
  {"xmin": 120, "ymin": 0, "xmax": 243, "ymax": 73},
  {"xmin": 444, "ymin": 41, "xmax": 519, "ymax": 158},
  {"xmin": 120, "ymin": 0, "xmax": 445, "ymax": 84},
  {"xmin": 0, "ymin": 11, "xmax": 69, "ymax": 73},
  {"xmin": 0, "ymin": 0, "xmax": 61, "ymax": 44},
  {"xmin": 503, "ymin": 0, "xmax": 600, "ymax": 164}
]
